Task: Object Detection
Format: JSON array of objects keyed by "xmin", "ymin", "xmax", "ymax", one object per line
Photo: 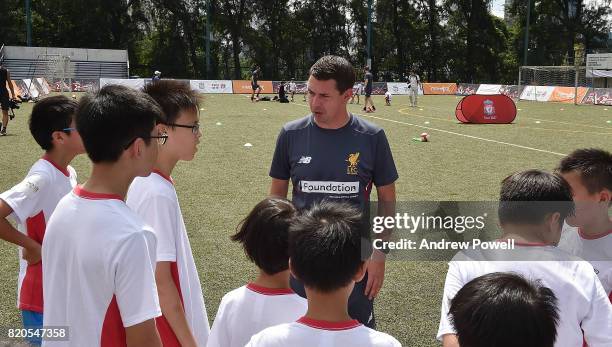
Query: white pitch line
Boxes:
[
  {"xmin": 366, "ymin": 112, "xmax": 567, "ymax": 157},
  {"xmin": 260, "ymin": 98, "xmax": 567, "ymax": 156}
]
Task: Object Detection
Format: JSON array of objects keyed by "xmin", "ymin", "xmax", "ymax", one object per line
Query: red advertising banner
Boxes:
[{"xmin": 456, "ymin": 94, "xmax": 517, "ymax": 124}]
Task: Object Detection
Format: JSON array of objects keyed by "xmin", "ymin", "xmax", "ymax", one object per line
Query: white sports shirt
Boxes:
[
  {"xmin": 0, "ymin": 156, "xmax": 77, "ymax": 313},
  {"xmin": 437, "ymin": 242, "xmax": 612, "ymax": 347},
  {"xmin": 207, "ymin": 283, "xmax": 307, "ymax": 347},
  {"xmin": 42, "ymin": 186, "xmax": 161, "ymax": 346},
  {"xmin": 127, "ymin": 170, "xmax": 210, "ymax": 346}
]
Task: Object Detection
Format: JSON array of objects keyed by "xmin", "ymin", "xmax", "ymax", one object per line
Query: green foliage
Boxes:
[{"xmin": 1, "ymin": 0, "xmax": 610, "ymax": 82}]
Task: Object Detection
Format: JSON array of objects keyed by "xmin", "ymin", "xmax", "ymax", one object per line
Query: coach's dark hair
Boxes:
[
  {"xmin": 450, "ymin": 272, "xmax": 559, "ymax": 347},
  {"xmin": 309, "ymin": 55, "xmax": 356, "ymax": 93},
  {"xmin": 232, "ymin": 198, "xmax": 297, "ymax": 275},
  {"xmin": 289, "ymin": 201, "xmax": 370, "ymax": 292},
  {"xmin": 29, "ymin": 95, "xmax": 78, "ymax": 151},
  {"xmin": 498, "ymin": 170, "xmax": 574, "ymax": 225},
  {"xmin": 556, "ymin": 148, "xmax": 612, "ymax": 195},
  {"xmin": 142, "ymin": 79, "xmax": 200, "ymax": 125},
  {"xmin": 76, "ymin": 85, "xmax": 163, "ymax": 163}
]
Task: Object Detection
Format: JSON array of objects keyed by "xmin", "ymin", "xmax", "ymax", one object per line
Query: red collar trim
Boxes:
[
  {"xmin": 73, "ymin": 186, "xmax": 124, "ymax": 201},
  {"xmin": 246, "ymin": 283, "xmax": 294, "ymax": 296},
  {"xmin": 42, "ymin": 155, "xmax": 69, "ymax": 177},
  {"xmin": 578, "ymin": 228, "xmax": 612, "ymax": 240},
  {"xmin": 152, "ymin": 169, "xmax": 174, "ymax": 185},
  {"xmin": 297, "ymin": 316, "xmax": 361, "ymax": 331}
]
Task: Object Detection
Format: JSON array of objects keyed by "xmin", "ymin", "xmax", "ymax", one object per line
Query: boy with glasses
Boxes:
[
  {"xmin": 42, "ymin": 85, "xmax": 165, "ymax": 346},
  {"xmin": 0, "ymin": 96, "xmax": 84, "ymax": 345},
  {"xmin": 127, "ymin": 80, "xmax": 208, "ymax": 347}
]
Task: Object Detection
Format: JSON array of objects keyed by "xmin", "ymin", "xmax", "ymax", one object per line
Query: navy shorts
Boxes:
[
  {"xmin": 252, "ymin": 83, "xmax": 260, "ymax": 91},
  {"xmin": 290, "ymin": 272, "xmax": 376, "ymax": 328},
  {"xmin": 365, "ymin": 89, "xmax": 372, "ymax": 97},
  {"xmin": 0, "ymin": 93, "xmax": 9, "ymax": 111}
]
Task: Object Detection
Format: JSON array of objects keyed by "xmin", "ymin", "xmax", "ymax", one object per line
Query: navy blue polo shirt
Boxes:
[{"xmin": 270, "ymin": 113, "xmax": 398, "ymax": 211}]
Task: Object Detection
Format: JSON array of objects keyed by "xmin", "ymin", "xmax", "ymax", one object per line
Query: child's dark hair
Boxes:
[
  {"xmin": 498, "ymin": 169, "xmax": 574, "ymax": 225},
  {"xmin": 142, "ymin": 80, "xmax": 200, "ymax": 125},
  {"xmin": 450, "ymin": 272, "xmax": 559, "ymax": 347},
  {"xmin": 76, "ymin": 85, "xmax": 163, "ymax": 163},
  {"xmin": 232, "ymin": 198, "xmax": 297, "ymax": 275},
  {"xmin": 556, "ymin": 148, "xmax": 612, "ymax": 195},
  {"xmin": 289, "ymin": 200, "xmax": 370, "ymax": 292},
  {"xmin": 29, "ymin": 95, "xmax": 78, "ymax": 151}
]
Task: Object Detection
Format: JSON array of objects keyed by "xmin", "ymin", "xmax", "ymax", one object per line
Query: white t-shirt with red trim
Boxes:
[
  {"xmin": 246, "ymin": 316, "xmax": 401, "ymax": 347},
  {"xmin": 0, "ymin": 157, "xmax": 77, "ymax": 313},
  {"xmin": 42, "ymin": 186, "xmax": 161, "ymax": 347},
  {"xmin": 207, "ymin": 283, "xmax": 307, "ymax": 347},
  {"xmin": 437, "ymin": 243, "xmax": 612, "ymax": 347},
  {"xmin": 559, "ymin": 223, "xmax": 612, "ymax": 300},
  {"xmin": 127, "ymin": 171, "xmax": 209, "ymax": 346}
]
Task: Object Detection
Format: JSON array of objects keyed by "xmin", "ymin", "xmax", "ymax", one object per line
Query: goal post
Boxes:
[{"xmin": 517, "ymin": 66, "xmax": 587, "ymax": 105}]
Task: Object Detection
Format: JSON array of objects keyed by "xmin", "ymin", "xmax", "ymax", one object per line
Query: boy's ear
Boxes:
[
  {"xmin": 288, "ymin": 258, "xmax": 300, "ymax": 281},
  {"xmin": 50, "ymin": 130, "xmax": 67, "ymax": 145},
  {"xmin": 598, "ymin": 189, "xmax": 611, "ymax": 205},
  {"xmin": 127, "ymin": 137, "xmax": 145, "ymax": 159},
  {"xmin": 545, "ymin": 212, "xmax": 562, "ymax": 233},
  {"xmin": 353, "ymin": 260, "xmax": 368, "ymax": 283}
]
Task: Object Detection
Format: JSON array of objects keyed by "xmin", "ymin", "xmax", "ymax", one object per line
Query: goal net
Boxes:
[{"xmin": 518, "ymin": 66, "xmax": 588, "ymax": 104}]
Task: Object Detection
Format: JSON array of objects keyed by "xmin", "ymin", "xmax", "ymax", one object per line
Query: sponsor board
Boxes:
[
  {"xmin": 190, "ymin": 80, "xmax": 233, "ymax": 93},
  {"xmin": 519, "ymin": 86, "xmax": 556, "ymax": 102},
  {"xmin": 582, "ymin": 88, "xmax": 612, "ymax": 106},
  {"xmin": 232, "ymin": 80, "xmax": 273, "ymax": 94},
  {"xmin": 423, "ymin": 83, "xmax": 456, "ymax": 95},
  {"xmin": 476, "ymin": 84, "xmax": 502, "ymax": 95}
]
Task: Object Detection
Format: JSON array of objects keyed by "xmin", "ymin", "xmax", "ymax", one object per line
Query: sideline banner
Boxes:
[
  {"xmin": 456, "ymin": 84, "xmax": 479, "ymax": 96},
  {"xmin": 581, "ymin": 88, "xmax": 612, "ymax": 106},
  {"xmin": 100, "ymin": 78, "xmax": 146, "ymax": 90},
  {"xmin": 387, "ymin": 82, "xmax": 410, "ymax": 95},
  {"xmin": 387, "ymin": 82, "xmax": 424, "ymax": 95},
  {"xmin": 423, "ymin": 83, "xmax": 456, "ymax": 95},
  {"xmin": 232, "ymin": 80, "xmax": 273, "ymax": 94},
  {"xmin": 190, "ymin": 80, "xmax": 233, "ymax": 94},
  {"xmin": 499, "ymin": 85, "xmax": 521, "ymax": 99},
  {"xmin": 519, "ymin": 86, "xmax": 555, "ymax": 102},
  {"xmin": 476, "ymin": 84, "xmax": 502, "ymax": 95},
  {"xmin": 548, "ymin": 87, "xmax": 588, "ymax": 104}
]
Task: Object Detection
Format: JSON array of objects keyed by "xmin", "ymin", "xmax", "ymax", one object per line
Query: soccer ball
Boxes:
[
  {"xmin": 420, "ymin": 132, "xmax": 430, "ymax": 142},
  {"xmin": 72, "ymin": 94, "xmax": 77, "ymax": 100}
]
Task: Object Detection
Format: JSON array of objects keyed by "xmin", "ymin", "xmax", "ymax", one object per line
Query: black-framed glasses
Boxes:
[
  {"xmin": 62, "ymin": 127, "xmax": 76, "ymax": 133},
  {"xmin": 168, "ymin": 122, "xmax": 200, "ymax": 134},
  {"xmin": 124, "ymin": 134, "xmax": 169, "ymax": 149}
]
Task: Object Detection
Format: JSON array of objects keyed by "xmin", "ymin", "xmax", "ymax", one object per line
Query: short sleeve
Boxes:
[
  {"xmin": 373, "ymin": 130, "xmax": 398, "ymax": 187},
  {"xmin": 437, "ymin": 261, "xmax": 465, "ymax": 340},
  {"xmin": 207, "ymin": 295, "xmax": 231, "ymax": 347},
  {"xmin": 114, "ymin": 231, "xmax": 161, "ymax": 327},
  {"xmin": 269, "ymin": 128, "xmax": 290, "ymax": 180},
  {"xmin": 0, "ymin": 172, "xmax": 50, "ymax": 225},
  {"xmin": 133, "ymin": 196, "xmax": 178, "ymax": 262}
]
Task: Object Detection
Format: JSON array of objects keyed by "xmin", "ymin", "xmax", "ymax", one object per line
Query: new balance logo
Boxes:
[{"xmin": 298, "ymin": 156, "xmax": 312, "ymax": 164}]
